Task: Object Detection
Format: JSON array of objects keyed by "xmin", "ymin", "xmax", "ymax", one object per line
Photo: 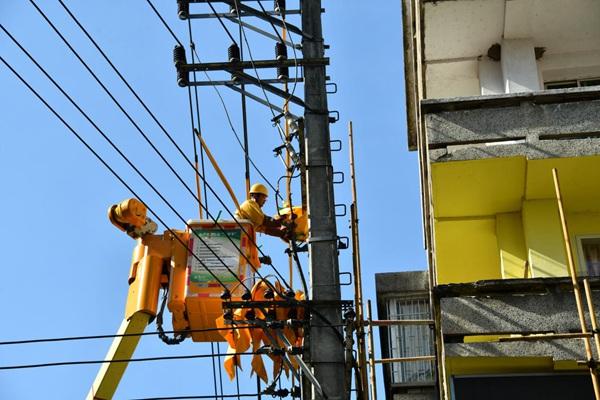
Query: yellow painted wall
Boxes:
[
  {"xmin": 431, "ymin": 156, "xmax": 600, "ymax": 283},
  {"xmin": 434, "ymin": 217, "xmax": 502, "ymax": 284},
  {"xmin": 496, "ymin": 212, "xmax": 528, "ymax": 279},
  {"xmin": 522, "ymin": 199, "xmax": 568, "ymax": 277}
]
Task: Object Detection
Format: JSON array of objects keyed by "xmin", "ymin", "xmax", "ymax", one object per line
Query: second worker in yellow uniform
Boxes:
[{"xmin": 235, "ymin": 183, "xmax": 290, "ymax": 239}]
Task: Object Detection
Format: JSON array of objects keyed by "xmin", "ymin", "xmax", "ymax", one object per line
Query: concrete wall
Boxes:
[{"xmin": 440, "ymin": 287, "xmax": 600, "ymax": 359}]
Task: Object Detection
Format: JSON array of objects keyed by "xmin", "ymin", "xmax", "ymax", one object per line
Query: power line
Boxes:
[
  {"xmin": 206, "ymin": 0, "xmax": 237, "ymax": 45},
  {"xmin": 130, "ymin": 394, "xmax": 258, "ymax": 400},
  {"xmin": 30, "ymin": 1, "xmax": 286, "ymax": 296},
  {"xmin": 61, "ymin": 0, "xmax": 293, "ymax": 296},
  {"xmin": 0, "ymin": 327, "xmax": 258, "ymax": 347},
  {"xmin": 1, "ymin": 20, "xmax": 247, "ymax": 292},
  {"xmin": 0, "ymin": 351, "xmax": 258, "ymax": 371},
  {"xmin": 0, "ymin": 52, "xmax": 226, "ymax": 290},
  {"xmin": 187, "ymin": 19, "xmax": 210, "ymax": 214},
  {"xmin": 230, "ymin": 0, "xmax": 287, "ymax": 141}
]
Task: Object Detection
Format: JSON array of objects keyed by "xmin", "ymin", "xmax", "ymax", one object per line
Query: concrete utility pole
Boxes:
[{"xmin": 301, "ymin": 1, "xmax": 346, "ymax": 399}]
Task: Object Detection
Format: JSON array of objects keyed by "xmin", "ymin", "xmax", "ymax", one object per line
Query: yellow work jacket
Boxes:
[{"xmin": 235, "ymin": 198, "xmax": 266, "ymax": 233}]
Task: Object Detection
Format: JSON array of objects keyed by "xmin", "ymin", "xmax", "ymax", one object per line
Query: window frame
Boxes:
[{"xmin": 575, "ymin": 234, "xmax": 600, "ymax": 277}]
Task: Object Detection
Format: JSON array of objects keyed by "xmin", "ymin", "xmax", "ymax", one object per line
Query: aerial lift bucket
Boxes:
[{"xmin": 168, "ymin": 219, "xmax": 258, "ymax": 342}]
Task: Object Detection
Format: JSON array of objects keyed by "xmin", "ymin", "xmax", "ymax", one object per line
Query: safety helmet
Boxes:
[{"xmin": 250, "ymin": 183, "xmax": 269, "ymax": 197}]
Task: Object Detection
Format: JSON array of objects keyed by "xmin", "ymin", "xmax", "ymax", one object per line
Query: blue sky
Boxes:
[{"xmin": 0, "ymin": 1, "xmax": 424, "ymax": 398}]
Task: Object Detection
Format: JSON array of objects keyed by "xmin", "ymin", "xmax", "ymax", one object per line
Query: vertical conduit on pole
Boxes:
[{"xmin": 366, "ymin": 300, "xmax": 378, "ymax": 400}]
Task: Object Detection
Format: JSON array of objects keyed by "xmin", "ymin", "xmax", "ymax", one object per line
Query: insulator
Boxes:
[
  {"xmin": 245, "ymin": 310, "xmax": 256, "ymax": 320},
  {"xmin": 229, "ymin": 5, "xmax": 237, "ymax": 15},
  {"xmin": 228, "ymin": 43, "xmax": 240, "ymax": 63},
  {"xmin": 177, "ymin": 0, "xmax": 189, "ymax": 20},
  {"xmin": 274, "ymin": 0, "xmax": 286, "ymax": 14},
  {"xmin": 173, "ymin": 45, "xmax": 189, "ymax": 87},
  {"xmin": 275, "ymin": 42, "xmax": 288, "ymax": 61},
  {"xmin": 241, "ymin": 290, "xmax": 252, "ymax": 301},
  {"xmin": 228, "ymin": 43, "xmax": 241, "ymax": 82},
  {"xmin": 264, "ymin": 288, "xmax": 274, "ymax": 299},
  {"xmin": 173, "ymin": 44, "xmax": 186, "ymax": 67},
  {"xmin": 275, "ymin": 42, "xmax": 289, "ymax": 80}
]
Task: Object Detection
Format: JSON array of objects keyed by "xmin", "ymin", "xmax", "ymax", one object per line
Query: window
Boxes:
[
  {"xmin": 387, "ymin": 298, "xmax": 435, "ymax": 385},
  {"xmin": 577, "ymin": 236, "xmax": 600, "ymax": 277},
  {"xmin": 545, "ymin": 78, "xmax": 600, "ymax": 90}
]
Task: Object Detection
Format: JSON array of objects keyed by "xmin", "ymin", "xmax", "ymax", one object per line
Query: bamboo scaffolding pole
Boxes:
[
  {"xmin": 197, "ymin": 133, "xmax": 240, "ymax": 210},
  {"xmin": 584, "ymin": 279, "xmax": 600, "ymax": 363},
  {"xmin": 375, "ymin": 355, "xmax": 436, "ymax": 364},
  {"xmin": 553, "ymin": 168, "xmax": 600, "ymax": 399},
  {"xmin": 366, "ymin": 300, "xmax": 377, "ymax": 400},
  {"xmin": 499, "ymin": 332, "xmax": 593, "ymax": 342},
  {"xmin": 349, "ymin": 121, "xmax": 369, "ymax": 399}
]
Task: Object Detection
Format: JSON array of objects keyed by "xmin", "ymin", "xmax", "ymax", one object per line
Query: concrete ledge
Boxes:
[
  {"xmin": 446, "ymin": 339, "xmax": 597, "ymax": 360},
  {"xmin": 376, "ymin": 271, "xmax": 429, "ymax": 295},
  {"xmin": 425, "ymin": 98, "xmax": 600, "ymax": 148},
  {"xmin": 441, "ymin": 290, "xmax": 600, "ymax": 335},
  {"xmin": 429, "ymin": 137, "xmax": 600, "ymax": 162}
]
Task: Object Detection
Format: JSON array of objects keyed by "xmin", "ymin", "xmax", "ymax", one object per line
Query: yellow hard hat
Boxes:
[{"xmin": 250, "ymin": 183, "xmax": 269, "ymax": 196}]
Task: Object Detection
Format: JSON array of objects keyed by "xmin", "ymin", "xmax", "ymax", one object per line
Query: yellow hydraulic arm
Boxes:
[{"xmin": 87, "ymin": 199, "xmax": 185, "ymax": 400}]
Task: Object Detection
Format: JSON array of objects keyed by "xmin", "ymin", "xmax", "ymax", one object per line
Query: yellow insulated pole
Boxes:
[
  {"xmin": 553, "ymin": 168, "xmax": 600, "ymax": 400},
  {"xmin": 196, "ymin": 132, "xmax": 240, "ymax": 210},
  {"xmin": 86, "ymin": 313, "xmax": 150, "ymax": 400}
]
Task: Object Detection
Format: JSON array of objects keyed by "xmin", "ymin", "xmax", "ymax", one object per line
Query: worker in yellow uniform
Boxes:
[{"xmin": 235, "ymin": 183, "xmax": 289, "ymax": 239}]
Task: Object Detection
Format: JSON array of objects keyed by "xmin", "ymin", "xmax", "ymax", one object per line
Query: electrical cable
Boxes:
[
  {"xmin": 0, "ymin": 53, "xmax": 234, "ymax": 290},
  {"xmin": 186, "ymin": 60, "xmax": 204, "ymax": 220},
  {"xmin": 251, "ymin": 1, "xmax": 285, "ymax": 45},
  {"xmin": 60, "ymin": 1, "xmax": 343, "ymax": 339},
  {"xmin": 59, "ymin": 0, "xmax": 280, "ymax": 250},
  {"xmin": 0, "ymin": 326, "xmax": 259, "ymax": 347},
  {"xmin": 130, "ymin": 394, "xmax": 258, "ymax": 400},
  {"xmin": 186, "ymin": 19, "xmax": 210, "ymax": 213},
  {"xmin": 65, "ymin": 0, "xmax": 292, "ymax": 296},
  {"xmin": 0, "ymin": 351, "xmax": 259, "ymax": 371},
  {"xmin": 254, "ymin": 0, "xmax": 300, "ymax": 104},
  {"xmin": 206, "ymin": 0, "xmax": 237, "ymax": 45},
  {"xmin": 182, "ymin": 32, "xmax": 283, "ymax": 199},
  {"xmin": 1, "ymin": 21, "xmax": 249, "ymax": 293},
  {"xmin": 33, "ymin": 2, "xmax": 288, "ymax": 298},
  {"xmin": 144, "ymin": 0, "xmax": 183, "ymax": 46},
  {"xmin": 210, "ymin": 342, "xmax": 220, "ymax": 400},
  {"xmin": 230, "ymin": 0, "xmax": 289, "ymax": 141},
  {"xmin": 237, "ymin": 10, "xmax": 252, "ymax": 199}
]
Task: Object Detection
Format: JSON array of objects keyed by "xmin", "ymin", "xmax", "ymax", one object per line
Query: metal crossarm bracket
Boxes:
[
  {"xmin": 188, "ymin": 9, "xmax": 305, "ymax": 19},
  {"xmin": 189, "ymin": 77, "xmax": 303, "ymax": 87},
  {"xmin": 189, "ymin": 0, "xmax": 311, "ymax": 39},
  {"xmin": 181, "ymin": 58, "xmax": 329, "ymax": 72},
  {"xmin": 233, "ymin": 70, "xmax": 307, "ymax": 108},
  {"xmin": 224, "ymin": 16, "xmax": 301, "ymax": 49}
]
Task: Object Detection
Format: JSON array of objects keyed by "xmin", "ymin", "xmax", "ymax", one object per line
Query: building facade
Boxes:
[{"xmin": 382, "ymin": 0, "xmax": 600, "ymax": 399}]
